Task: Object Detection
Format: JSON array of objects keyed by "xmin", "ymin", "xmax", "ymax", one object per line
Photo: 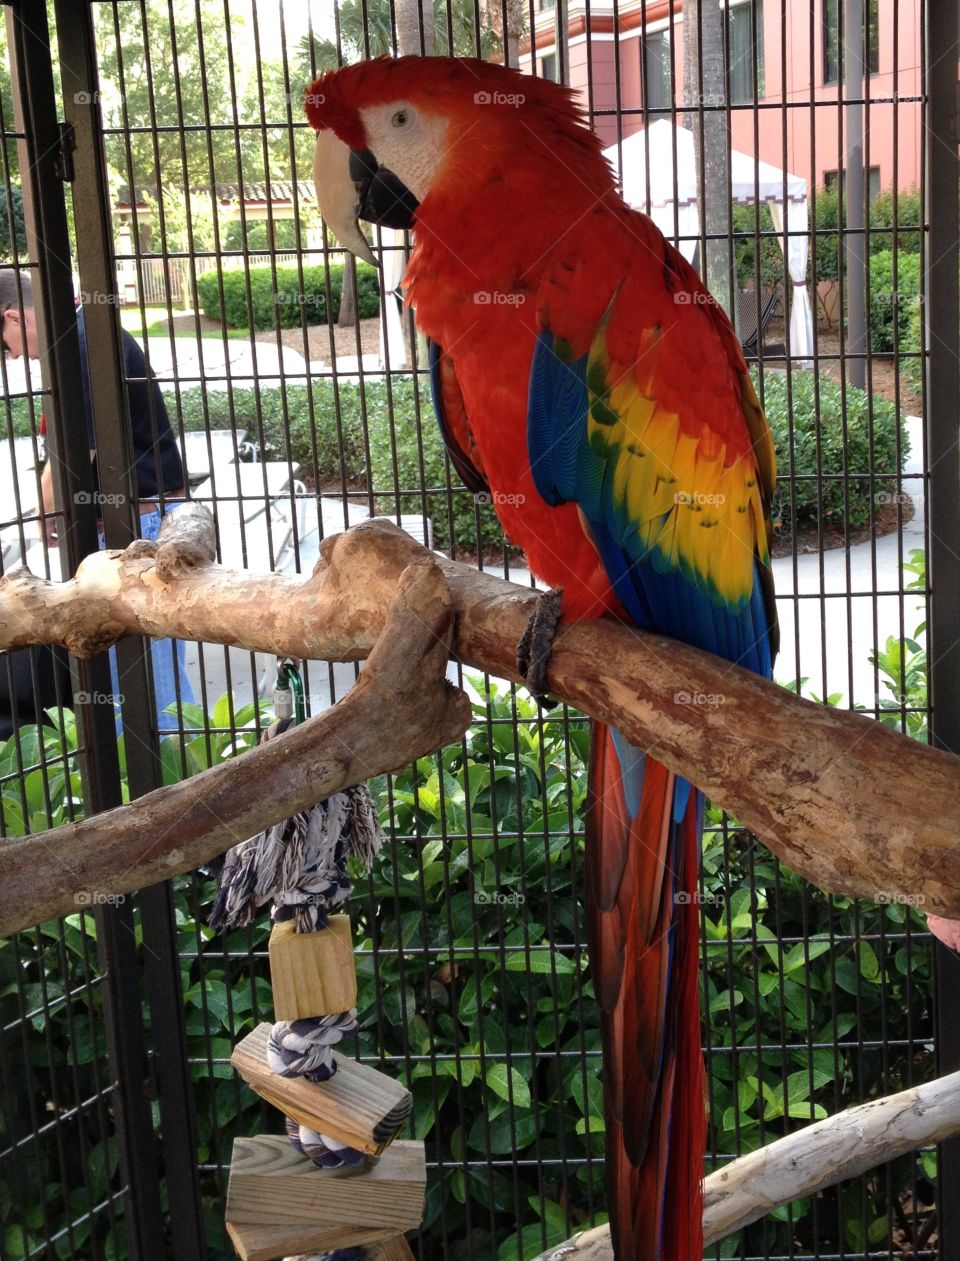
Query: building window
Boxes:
[
  {"xmin": 824, "ymin": 166, "xmax": 882, "ymax": 203},
  {"xmin": 642, "ymin": 30, "xmax": 672, "ymax": 114},
  {"xmin": 540, "ymin": 52, "xmax": 557, "ymax": 81},
  {"xmin": 823, "ymin": 0, "xmax": 880, "ymax": 84},
  {"xmin": 729, "ymin": 2, "xmax": 765, "ymax": 103}
]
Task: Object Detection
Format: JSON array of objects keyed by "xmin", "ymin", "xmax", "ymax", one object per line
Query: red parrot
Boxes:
[{"xmin": 306, "ymin": 56, "xmax": 778, "ymax": 1261}]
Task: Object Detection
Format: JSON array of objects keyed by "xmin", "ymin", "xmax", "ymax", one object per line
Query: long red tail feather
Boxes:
[{"xmin": 586, "ymin": 722, "xmax": 706, "ymax": 1261}]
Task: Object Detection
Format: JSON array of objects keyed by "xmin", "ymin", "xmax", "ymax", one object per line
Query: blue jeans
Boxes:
[{"xmin": 104, "ymin": 505, "xmax": 196, "ymax": 733}]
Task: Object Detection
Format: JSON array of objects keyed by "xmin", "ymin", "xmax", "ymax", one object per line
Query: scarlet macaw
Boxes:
[{"xmin": 306, "ymin": 56, "xmax": 777, "ymax": 1261}]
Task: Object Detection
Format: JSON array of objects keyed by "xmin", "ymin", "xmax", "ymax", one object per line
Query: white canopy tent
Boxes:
[{"xmin": 603, "ymin": 120, "xmax": 813, "ymax": 362}]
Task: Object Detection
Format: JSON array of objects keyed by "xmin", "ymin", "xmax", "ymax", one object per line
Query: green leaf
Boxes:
[
  {"xmin": 486, "ymin": 1064, "xmax": 531, "ymax": 1109},
  {"xmin": 859, "ymin": 940, "xmax": 881, "ymax": 982},
  {"xmin": 504, "ymin": 949, "xmax": 575, "ymax": 975}
]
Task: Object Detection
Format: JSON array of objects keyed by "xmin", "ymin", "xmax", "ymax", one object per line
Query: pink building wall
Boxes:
[{"xmin": 525, "ymin": 0, "xmax": 924, "ymax": 194}]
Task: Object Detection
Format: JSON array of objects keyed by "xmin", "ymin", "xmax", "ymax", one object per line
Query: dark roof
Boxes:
[{"xmin": 115, "ymin": 180, "xmax": 315, "ymax": 208}]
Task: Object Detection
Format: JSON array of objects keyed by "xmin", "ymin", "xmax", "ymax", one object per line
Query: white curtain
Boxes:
[
  {"xmin": 770, "ymin": 197, "xmax": 814, "ymax": 366},
  {"xmin": 378, "ymin": 227, "xmax": 408, "ymax": 369}
]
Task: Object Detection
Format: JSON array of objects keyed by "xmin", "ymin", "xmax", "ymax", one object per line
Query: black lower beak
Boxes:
[{"xmin": 349, "ymin": 148, "xmax": 419, "ymax": 231}]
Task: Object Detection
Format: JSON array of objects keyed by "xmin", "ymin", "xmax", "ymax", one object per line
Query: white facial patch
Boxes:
[{"xmin": 357, "ymin": 102, "xmax": 449, "ymax": 204}]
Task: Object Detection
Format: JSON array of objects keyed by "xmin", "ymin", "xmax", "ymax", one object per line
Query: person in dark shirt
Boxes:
[{"xmin": 0, "ymin": 271, "xmax": 195, "ymax": 732}]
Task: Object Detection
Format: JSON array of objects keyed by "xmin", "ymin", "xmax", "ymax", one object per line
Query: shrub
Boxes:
[
  {"xmin": 732, "ymin": 203, "xmax": 785, "ymax": 293},
  {"xmin": 810, "ymin": 184, "xmax": 841, "ymax": 281},
  {"xmin": 164, "ymin": 383, "xmax": 367, "ymax": 483},
  {"xmin": 755, "ymin": 367, "xmax": 909, "ymax": 537},
  {"xmin": 868, "ymin": 186, "xmax": 922, "ymax": 256},
  {"xmin": 195, "ymin": 262, "xmax": 380, "ymax": 330},
  {"xmin": 904, "ymin": 297, "xmax": 924, "ymax": 394},
  {"xmin": 867, "ymin": 250, "xmax": 920, "ymax": 353},
  {"xmin": 364, "ymin": 377, "xmax": 508, "ymax": 556},
  {"xmin": 809, "ymin": 185, "xmax": 922, "ymax": 285},
  {"xmin": 164, "ymin": 377, "xmax": 507, "ymax": 555}
]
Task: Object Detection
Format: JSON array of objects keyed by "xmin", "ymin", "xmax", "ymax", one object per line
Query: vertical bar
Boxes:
[
  {"xmin": 4, "ymin": 6, "xmax": 166, "ymax": 1261},
  {"xmin": 925, "ymin": 0, "xmax": 960, "ymax": 1250},
  {"xmin": 844, "ymin": 0, "xmax": 866, "ymax": 389},
  {"xmin": 53, "ymin": 4, "xmax": 207, "ymax": 1258}
]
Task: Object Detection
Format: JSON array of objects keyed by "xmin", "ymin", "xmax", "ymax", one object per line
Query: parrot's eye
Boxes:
[{"xmin": 391, "ymin": 109, "xmax": 409, "ymax": 128}]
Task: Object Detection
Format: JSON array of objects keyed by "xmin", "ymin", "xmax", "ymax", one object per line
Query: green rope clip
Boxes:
[{"xmin": 274, "ymin": 659, "xmax": 305, "ymax": 725}]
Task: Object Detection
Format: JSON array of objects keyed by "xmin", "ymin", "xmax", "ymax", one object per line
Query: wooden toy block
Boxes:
[
  {"xmin": 232, "ymin": 1022, "xmax": 412, "ymax": 1156},
  {"xmin": 225, "ymin": 1218, "xmax": 397, "ymax": 1261},
  {"xmin": 269, "ymin": 916, "xmax": 357, "ymax": 1019},
  {"xmin": 227, "ymin": 1134, "xmax": 425, "ymax": 1227}
]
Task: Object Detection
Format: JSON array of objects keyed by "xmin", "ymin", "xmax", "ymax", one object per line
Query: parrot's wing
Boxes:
[
  {"xmin": 529, "ymin": 214, "xmax": 777, "ymax": 674},
  {"xmin": 427, "ymin": 336, "xmax": 490, "ymax": 495}
]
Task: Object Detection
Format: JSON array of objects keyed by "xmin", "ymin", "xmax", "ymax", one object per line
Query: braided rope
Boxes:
[
  {"xmin": 210, "ymin": 716, "xmax": 385, "ymax": 1172},
  {"xmin": 267, "ymin": 1014, "xmax": 360, "ymax": 1084}
]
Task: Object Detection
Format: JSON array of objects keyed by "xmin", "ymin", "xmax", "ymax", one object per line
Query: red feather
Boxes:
[{"xmin": 587, "ymin": 726, "xmax": 705, "ymax": 1260}]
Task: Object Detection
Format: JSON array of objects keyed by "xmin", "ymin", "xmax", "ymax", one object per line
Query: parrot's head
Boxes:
[{"xmin": 305, "ymin": 56, "xmax": 613, "ymax": 267}]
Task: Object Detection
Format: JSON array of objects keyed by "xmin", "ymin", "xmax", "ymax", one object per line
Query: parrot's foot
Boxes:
[{"xmin": 516, "ymin": 588, "xmax": 563, "ymax": 701}]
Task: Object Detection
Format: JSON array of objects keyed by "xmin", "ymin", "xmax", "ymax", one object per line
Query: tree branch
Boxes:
[
  {"xmin": 529, "ymin": 1069, "xmax": 960, "ymax": 1257},
  {"xmin": 0, "ymin": 554, "xmax": 472, "ymax": 936},
  {"xmin": 1, "ymin": 518, "xmax": 959, "ymax": 923}
]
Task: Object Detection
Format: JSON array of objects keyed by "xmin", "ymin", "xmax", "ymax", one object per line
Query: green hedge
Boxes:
[
  {"xmin": 756, "ymin": 367, "xmax": 908, "ymax": 538},
  {"xmin": 165, "ymin": 379, "xmax": 507, "ymax": 555},
  {"xmin": 868, "ymin": 250, "xmax": 921, "ymax": 353},
  {"xmin": 732, "ymin": 203, "xmax": 784, "ymax": 293},
  {"xmin": 195, "ymin": 261, "xmax": 381, "ymax": 330},
  {"xmin": 810, "ymin": 185, "xmax": 922, "ymax": 282}
]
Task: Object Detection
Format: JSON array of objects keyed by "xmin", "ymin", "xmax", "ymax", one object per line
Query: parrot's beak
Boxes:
[
  {"xmin": 312, "ymin": 129, "xmax": 379, "ymax": 266},
  {"xmin": 312, "ymin": 130, "xmax": 420, "ymax": 266}
]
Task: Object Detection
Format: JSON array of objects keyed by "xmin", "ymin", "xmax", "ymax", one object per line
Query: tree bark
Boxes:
[
  {"xmin": 337, "ymin": 253, "xmax": 357, "ymax": 328},
  {"xmin": 0, "ymin": 550, "xmax": 471, "ymax": 937},
  {"xmin": 528, "ymin": 1068, "xmax": 960, "ymax": 1257},
  {"xmin": 684, "ymin": 0, "xmax": 736, "ymax": 317},
  {"xmin": 1, "ymin": 519, "xmax": 959, "ymax": 924},
  {"xmin": 395, "ymin": 0, "xmax": 434, "ymax": 55}
]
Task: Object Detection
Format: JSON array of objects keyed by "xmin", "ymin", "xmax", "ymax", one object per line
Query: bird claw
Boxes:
[{"xmin": 516, "ymin": 588, "xmax": 563, "ymax": 703}]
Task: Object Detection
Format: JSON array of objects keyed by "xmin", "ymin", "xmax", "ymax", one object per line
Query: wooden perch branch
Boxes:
[
  {"xmin": 2, "ymin": 518, "xmax": 957, "ymax": 922},
  {"xmin": 0, "ymin": 555, "xmax": 471, "ymax": 936},
  {"xmin": 528, "ymin": 1068, "xmax": 960, "ymax": 1258}
]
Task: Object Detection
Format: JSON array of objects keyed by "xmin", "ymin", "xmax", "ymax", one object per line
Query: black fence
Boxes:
[{"xmin": 0, "ymin": 2, "xmax": 958, "ymax": 1260}]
